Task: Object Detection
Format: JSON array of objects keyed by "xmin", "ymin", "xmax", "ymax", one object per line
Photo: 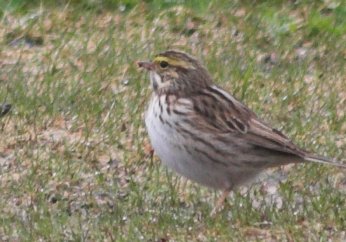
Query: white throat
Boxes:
[{"xmin": 149, "ymin": 71, "xmax": 171, "ymax": 91}]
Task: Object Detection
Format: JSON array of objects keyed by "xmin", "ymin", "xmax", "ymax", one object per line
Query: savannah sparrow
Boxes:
[{"xmin": 138, "ymin": 50, "xmax": 345, "ymax": 209}]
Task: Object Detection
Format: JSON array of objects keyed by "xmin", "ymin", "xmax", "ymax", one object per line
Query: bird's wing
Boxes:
[
  {"xmin": 181, "ymin": 85, "xmax": 345, "ymax": 167},
  {"xmin": 246, "ymin": 118, "xmax": 306, "ymax": 157},
  {"xmin": 190, "ymin": 86, "xmax": 253, "ymax": 133},
  {"xmin": 189, "ymin": 85, "xmax": 306, "ymax": 158}
]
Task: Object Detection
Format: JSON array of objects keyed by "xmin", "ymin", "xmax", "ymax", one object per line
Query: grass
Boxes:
[{"xmin": 0, "ymin": 0, "xmax": 345, "ymax": 241}]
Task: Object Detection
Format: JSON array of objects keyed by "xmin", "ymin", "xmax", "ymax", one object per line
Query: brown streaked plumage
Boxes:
[{"xmin": 138, "ymin": 50, "xmax": 346, "ymax": 211}]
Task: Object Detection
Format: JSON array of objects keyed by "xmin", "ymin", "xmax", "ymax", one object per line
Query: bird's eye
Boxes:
[{"xmin": 159, "ymin": 61, "xmax": 169, "ymax": 68}]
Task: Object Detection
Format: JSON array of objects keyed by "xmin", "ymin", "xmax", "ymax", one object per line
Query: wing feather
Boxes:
[{"xmin": 189, "ymin": 85, "xmax": 306, "ymax": 158}]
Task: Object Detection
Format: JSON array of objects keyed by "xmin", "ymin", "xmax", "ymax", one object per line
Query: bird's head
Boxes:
[{"xmin": 137, "ymin": 50, "xmax": 212, "ymax": 95}]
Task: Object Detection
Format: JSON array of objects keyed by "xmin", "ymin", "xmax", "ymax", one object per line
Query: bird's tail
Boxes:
[{"xmin": 304, "ymin": 154, "xmax": 346, "ymax": 168}]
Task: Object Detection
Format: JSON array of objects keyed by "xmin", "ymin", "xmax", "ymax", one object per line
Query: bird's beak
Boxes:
[{"xmin": 137, "ymin": 61, "xmax": 155, "ymax": 71}]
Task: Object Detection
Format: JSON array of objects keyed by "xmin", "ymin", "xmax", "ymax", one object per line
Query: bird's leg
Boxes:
[
  {"xmin": 210, "ymin": 187, "xmax": 232, "ymax": 216},
  {"xmin": 144, "ymin": 141, "xmax": 155, "ymax": 162},
  {"xmin": 149, "ymin": 147, "xmax": 155, "ymax": 162}
]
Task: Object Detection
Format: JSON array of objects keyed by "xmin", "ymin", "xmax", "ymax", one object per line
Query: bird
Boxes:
[{"xmin": 137, "ymin": 50, "xmax": 345, "ymax": 211}]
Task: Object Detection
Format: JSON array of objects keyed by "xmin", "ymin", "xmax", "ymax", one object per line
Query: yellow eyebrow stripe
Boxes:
[{"xmin": 153, "ymin": 56, "xmax": 195, "ymax": 69}]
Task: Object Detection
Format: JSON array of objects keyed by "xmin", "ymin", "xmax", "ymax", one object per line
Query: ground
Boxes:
[{"xmin": 0, "ymin": 1, "xmax": 345, "ymax": 241}]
